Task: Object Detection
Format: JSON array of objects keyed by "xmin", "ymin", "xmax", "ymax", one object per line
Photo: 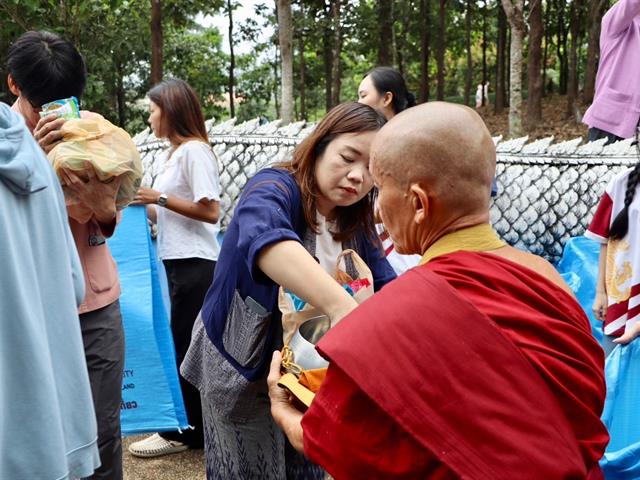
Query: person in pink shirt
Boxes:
[
  {"xmin": 583, "ymin": 0, "xmax": 640, "ymax": 144},
  {"xmin": 7, "ymin": 31, "xmax": 124, "ymax": 480}
]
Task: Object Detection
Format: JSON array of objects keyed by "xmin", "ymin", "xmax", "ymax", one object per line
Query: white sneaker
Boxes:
[{"xmin": 128, "ymin": 433, "xmax": 189, "ymax": 458}]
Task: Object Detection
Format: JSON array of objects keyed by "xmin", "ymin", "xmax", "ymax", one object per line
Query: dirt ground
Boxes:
[
  {"xmin": 123, "ymin": 436, "xmax": 205, "ymax": 480},
  {"xmin": 477, "ymin": 94, "xmax": 591, "ymax": 142}
]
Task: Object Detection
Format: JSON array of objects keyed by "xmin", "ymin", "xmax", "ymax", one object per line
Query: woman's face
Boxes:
[
  {"xmin": 148, "ymin": 100, "xmax": 163, "ymax": 138},
  {"xmin": 358, "ymin": 75, "xmax": 393, "ymax": 119},
  {"xmin": 314, "ymin": 131, "xmax": 376, "ymax": 217}
]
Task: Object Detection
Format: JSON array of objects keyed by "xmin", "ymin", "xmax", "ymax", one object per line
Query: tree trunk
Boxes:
[
  {"xmin": 436, "ymin": 0, "xmax": 447, "ymax": 100},
  {"xmin": 227, "ymin": 0, "xmax": 235, "ymax": 117},
  {"xmin": 555, "ymin": 0, "xmax": 568, "ymax": 95},
  {"xmin": 273, "ymin": 44, "xmax": 280, "ymax": 115},
  {"xmin": 396, "ymin": 0, "xmax": 411, "ymax": 77},
  {"xmin": 527, "ymin": 0, "xmax": 543, "ymax": 126},
  {"xmin": 464, "ymin": 0, "xmax": 473, "ymax": 106},
  {"xmin": 419, "ymin": 0, "xmax": 431, "ymax": 102},
  {"xmin": 277, "ymin": 0, "xmax": 294, "ymax": 124},
  {"xmin": 566, "ymin": 0, "xmax": 582, "ymax": 118},
  {"xmin": 116, "ymin": 60, "xmax": 126, "ymax": 128},
  {"xmin": 330, "ymin": 0, "xmax": 342, "ymax": 108},
  {"xmin": 542, "ymin": 0, "xmax": 551, "ymax": 96},
  {"xmin": 583, "ymin": 0, "xmax": 607, "ymax": 103},
  {"xmin": 495, "ymin": 3, "xmax": 507, "ymax": 113},
  {"xmin": 481, "ymin": 2, "xmax": 487, "ymax": 106},
  {"xmin": 298, "ymin": 27, "xmax": 306, "ymax": 121},
  {"xmin": 378, "ymin": 0, "xmax": 394, "ymax": 66},
  {"xmin": 501, "ymin": 0, "xmax": 525, "ymax": 137},
  {"xmin": 150, "ymin": 0, "xmax": 163, "ymax": 86},
  {"xmin": 323, "ymin": 11, "xmax": 333, "ymax": 111}
]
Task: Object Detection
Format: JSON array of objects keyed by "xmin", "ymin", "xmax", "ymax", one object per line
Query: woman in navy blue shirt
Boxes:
[{"xmin": 182, "ymin": 102, "xmax": 395, "ymax": 479}]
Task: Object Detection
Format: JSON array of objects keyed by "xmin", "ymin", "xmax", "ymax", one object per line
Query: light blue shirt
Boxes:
[{"xmin": 0, "ymin": 103, "xmax": 100, "ymax": 479}]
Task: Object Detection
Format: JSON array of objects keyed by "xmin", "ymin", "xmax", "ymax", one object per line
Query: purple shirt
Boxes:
[{"xmin": 583, "ymin": 0, "xmax": 640, "ymax": 139}]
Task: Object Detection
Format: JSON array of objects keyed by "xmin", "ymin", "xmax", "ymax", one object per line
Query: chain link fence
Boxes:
[{"xmin": 135, "ymin": 119, "xmax": 639, "ymax": 264}]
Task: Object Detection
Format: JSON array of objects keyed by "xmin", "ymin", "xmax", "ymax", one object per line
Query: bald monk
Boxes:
[{"xmin": 268, "ymin": 102, "xmax": 608, "ymax": 480}]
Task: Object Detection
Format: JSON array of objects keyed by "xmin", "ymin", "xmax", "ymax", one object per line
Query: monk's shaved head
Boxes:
[{"xmin": 371, "ymin": 102, "xmax": 495, "ymax": 215}]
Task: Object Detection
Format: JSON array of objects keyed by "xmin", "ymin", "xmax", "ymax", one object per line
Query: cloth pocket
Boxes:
[
  {"xmin": 222, "ymin": 290, "xmax": 271, "ymax": 369},
  {"xmin": 181, "ymin": 315, "xmax": 266, "ymax": 423}
]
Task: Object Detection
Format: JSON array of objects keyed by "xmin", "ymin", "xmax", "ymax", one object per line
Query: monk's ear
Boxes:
[
  {"xmin": 409, "ymin": 183, "xmax": 429, "ymax": 224},
  {"xmin": 7, "ymin": 74, "xmax": 20, "ymax": 96}
]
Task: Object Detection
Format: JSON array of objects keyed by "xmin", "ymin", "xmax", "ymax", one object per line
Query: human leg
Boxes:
[{"xmin": 80, "ymin": 300, "xmax": 125, "ymax": 480}]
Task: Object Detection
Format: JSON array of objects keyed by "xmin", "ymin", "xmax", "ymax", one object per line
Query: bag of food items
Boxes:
[
  {"xmin": 277, "ymin": 249, "xmax": 374, "ymax": 407},
  {"xmin": 47, "ymin": 113, "xmax": 142, "ymax": 222}
]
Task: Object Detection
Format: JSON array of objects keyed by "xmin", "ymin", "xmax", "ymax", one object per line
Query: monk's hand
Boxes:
[
  {"xmin": 592, "ymin": 292, "xmax": 607, "ymax": 322},
  {"xmin": 267, "ymin": 350, "xmax": 305, "ymax": 452},
  {"xmin": 613, "ymin": 322, "xmax": 640, "ymax": 345},
  {"xmin": 34, "ymin": 114, "xmax": 66, "ymax": 153},
  {"xmin": 132, "ymin": 186, "xmax": 161, "ymax": 205},
  {"xmin": 267, "ymin": 350, "xmax": 297, "ymax": 414},
  {"xmin": 59, "ymin": 161, "xmax": 121, "ymax": 224}
]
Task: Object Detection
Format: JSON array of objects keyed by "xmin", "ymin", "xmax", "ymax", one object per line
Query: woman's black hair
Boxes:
[
  {"xmin": 609, "ymin": 128, "xmax": 640, "ymax": 240},
  {"xmin": 6, "ymin": 31, "xmax": 87, "ymax": 108},
  {"xmin": 364, "ymin": 66, "xmax": 416, "ymax": 114}
]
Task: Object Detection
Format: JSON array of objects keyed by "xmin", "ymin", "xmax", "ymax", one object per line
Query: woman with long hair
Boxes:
[
  {"xmin": 129, "ymin": 78, "xmax": 221, "ymax": 457},
  {"xmin": 357, "ymin": 66, "xmax": 416, "ymax": 121},
  {"xmin": 357, "ymin": 66, "xmax": 421, "ymax": 275},
  {"xmin": 587, "ymin": 128, "xmax": 640, "ymax": 351},
  {"xmin": 181, "ymin": 102, "xmax": 395, "ymax": 479}
]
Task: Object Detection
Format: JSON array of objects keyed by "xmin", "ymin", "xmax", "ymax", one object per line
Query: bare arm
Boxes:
[
  {"xmin": 146, "ymin": 204, "xmax": 158, "ymax": 224},
  {"xmin": 257, "ymin": 240, "xmax": 357, "ymax": 326},
  {"xmin": 132, "ymin": 186, "xmax": 219, "ymax": 224}
]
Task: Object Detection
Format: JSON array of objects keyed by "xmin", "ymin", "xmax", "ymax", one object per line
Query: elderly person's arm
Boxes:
[
  {"xmin": 603, "ymin": 0, "xmax": 640, "ymax": 37},
  {"xmin": 268, "ymin": 351, "xmax": 305, "ymax": 452}
]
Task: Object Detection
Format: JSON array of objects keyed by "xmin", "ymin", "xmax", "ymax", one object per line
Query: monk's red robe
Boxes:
[{"xmin": 301, "ymin": 251, "xmax": 608, "ymax": 480}]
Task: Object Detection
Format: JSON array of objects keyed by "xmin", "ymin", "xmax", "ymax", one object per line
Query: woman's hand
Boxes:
[
  {"xmin": 59, "ymin": 161, "xmax": 121, "ymax": 224},
  {"xmin": 132, "ymin": 186, "xmax": 161, "ymax": 205},
  {"xmin": 267, "ymin": 350, "xmax": 305, "ymax": 453},
  {"xmin": 592, "ymin": 291, "xmax": 608, "ymax": 322}
]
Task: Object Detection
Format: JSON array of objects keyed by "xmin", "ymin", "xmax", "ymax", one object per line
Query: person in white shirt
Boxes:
[{"xmin": 130, "ymin": 78, "xmax": 220, "ymax": 457}]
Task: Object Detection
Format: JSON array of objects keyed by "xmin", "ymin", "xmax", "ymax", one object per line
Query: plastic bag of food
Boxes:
[{"xmin": 47, "ymin": 116, "xmax": 142, "ymax": 222}]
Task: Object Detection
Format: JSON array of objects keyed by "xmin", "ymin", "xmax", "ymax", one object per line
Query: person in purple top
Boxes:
[{"xmin": 583, "ymin": 0, "xmax": 640, "ymax": 144}]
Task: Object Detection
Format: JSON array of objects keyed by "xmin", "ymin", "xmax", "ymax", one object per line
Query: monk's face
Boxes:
[{"xmin": 373, "ymin": 165, "xmax": 420, "ymax": 255}]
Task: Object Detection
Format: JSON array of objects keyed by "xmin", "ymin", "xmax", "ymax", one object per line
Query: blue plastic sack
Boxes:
[
  {"xmin": 600, "ymin": 342, "xmax": 640, "ymax": 479},
  {"xmin": 556, "ymin": 236, "xmax": 603, "ymax": 345},
  {"xmin": 108, "ymin": 206, "xmax": 188, "ymax": 435},
  {"xmin": 557, "ymin": 236, "xmax": 640, "ymax": 479}
]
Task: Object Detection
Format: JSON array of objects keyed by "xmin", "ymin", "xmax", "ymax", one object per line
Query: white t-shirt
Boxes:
[{"xmin": 154, "ymin": 140, "xmax": 221, "ymax": 261}]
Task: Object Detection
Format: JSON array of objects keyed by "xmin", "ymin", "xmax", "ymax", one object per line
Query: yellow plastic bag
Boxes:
[{"xmin": 47, "ymin": 117, "xmax": 142, "ymax": 222}]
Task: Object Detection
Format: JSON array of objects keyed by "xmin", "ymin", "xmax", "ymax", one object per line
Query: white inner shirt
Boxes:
[{"xmin": 315, "ymin": 212, "xmax": 345, "ymax": 274}]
